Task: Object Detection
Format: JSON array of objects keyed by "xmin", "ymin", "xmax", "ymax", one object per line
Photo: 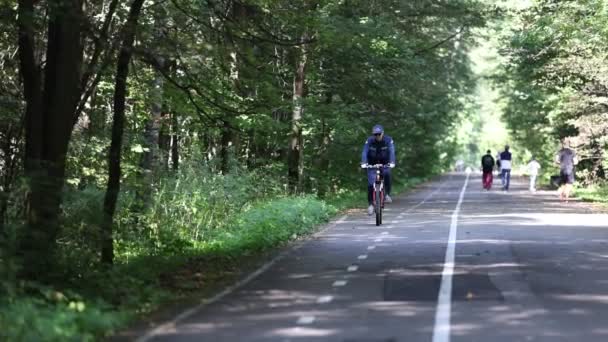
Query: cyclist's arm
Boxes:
[{"xmin": 361, "ymin": 139, "xmax": 370, "ymax": 165}]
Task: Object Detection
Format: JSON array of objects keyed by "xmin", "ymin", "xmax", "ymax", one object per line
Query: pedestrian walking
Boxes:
[
  {"xmin": 481, "ymin": 150, "xmax": 495, "ymax": 190},
  {"xmin": 555, "ymin": 140, "xmax": 577, "ymax": 202},
  {"xmin": 499, "ymin": 145, "xmax": 513, "ymax": 191},
  {"xmin": 527, "ymin": 156, "xmax": 541, "ymax": 192}
]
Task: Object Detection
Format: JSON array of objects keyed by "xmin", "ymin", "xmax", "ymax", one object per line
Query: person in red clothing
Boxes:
[{"xmin": 481, "ymin": 150, "xmax": 495, "ymax": 190}]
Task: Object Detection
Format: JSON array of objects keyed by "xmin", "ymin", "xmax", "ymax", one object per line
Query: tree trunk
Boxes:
[
  {"xmin": 317, "ymin": 94, "xmax": 332, "ymax": 198},
  {"xmin": 101, "ymin": 0, "xmax": 146, "ymax": 265},
  {"xmin": 288, "ymin": 39, "xmax": 308, "ymax": 193},
  {"xmin": 220, "ymin": 121, "xmax": 233, "ymax": 174},
  {"xmin": 138, "ymin": 60, "xmax": 164, "ymax": 206},
  {"xmin": 171, "ymin": 112, "xmax": 179, "ymax": 171},
  {"xmin": 17, "ymin": 0, "xmax": 85, "ymax": 278}
]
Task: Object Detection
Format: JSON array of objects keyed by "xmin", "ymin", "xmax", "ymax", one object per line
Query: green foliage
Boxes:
[
  {"xmin": 113, "ymin": 161, "xmax": 288, "ymax": 256},
  {"xmin": 495, "ymin": 0, "xmax": 608, "ymax": 182},
  {"xmin": 0, "ymin": 291, "xmax": 123, "ymax": 342},
  {"xmin": 575, "ymin": 182, "xmax": 608, "ymax": 204}
]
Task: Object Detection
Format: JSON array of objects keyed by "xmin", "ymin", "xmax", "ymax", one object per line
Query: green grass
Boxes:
[
  {"xmin": 1, "ymin": 173, "xmax": 432, "ymax": 341},
  {"xmin": 575, "ymin": 183, "xmax": 608, "ymax": 204}
]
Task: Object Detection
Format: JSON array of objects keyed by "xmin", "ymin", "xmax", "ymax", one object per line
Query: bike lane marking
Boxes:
[
  {"xmin": 332, "ymin": 280, "xmax": 348, "ymax": 287},
  {"xmin": 432, "ymin": 173, "xmax": 470, "ymax": 342},
  {"xmin": 296, "ymin": 316, "xmax": 316, "ymax": 325},
  {"xmin": 136, "ymin": 214, "xmax": 349, "ymax": 342},
  {"xmin": 316, "ymin": 295, "xmax": 333, "ymax": 304}
]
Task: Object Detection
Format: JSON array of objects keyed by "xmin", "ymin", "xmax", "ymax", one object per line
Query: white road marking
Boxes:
[
  {"xmin": 432, "ymin": 174, "xmax": 469, "ymax": 342},
  {"xmin": 367, "ymin": 246, "xmax": 376, "ymax": 251},
  {"xmin": 333, "ymin": 280, "xmax": 348, "ymax": 287},
  {"xmin": 316, "ymin": 295, "xmax": 334, "ymax": 304},
  {"xmin": 381, "ymin": 232, "xmax": 389, "ymax": 235},
  {"xmin": 374, "ymin": 238, "xmax": 383, "ymax": 242},
  {"xmin": 297, "ymin": 316, "xmax": 316, "ymax": 325},
  {"xmin": 358, "ymin": 254, "xmax": 368, "ymax": 260},
  {"xmin": 347, "ymin": 265, "xmax": 359, "ymax": 272}
]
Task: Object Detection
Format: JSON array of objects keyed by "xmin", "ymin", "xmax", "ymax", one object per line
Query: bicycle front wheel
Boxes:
[{"xmin": 375, "ymin": 187, "xmax": 382, "ymax": 226}]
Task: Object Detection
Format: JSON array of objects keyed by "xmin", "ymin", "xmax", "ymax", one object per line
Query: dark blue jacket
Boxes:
[{"xmin": 361, "ymin": 135, "xmax": 396, "ymax": 165}]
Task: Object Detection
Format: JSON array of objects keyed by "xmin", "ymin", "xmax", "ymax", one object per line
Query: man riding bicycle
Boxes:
[{"xmin": 361, "ymin": 124, "xmax": 396, "ymax": 216}]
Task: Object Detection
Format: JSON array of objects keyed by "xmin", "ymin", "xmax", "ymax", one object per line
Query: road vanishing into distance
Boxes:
[{"xmin": 131, "ymin": 173, "xmax": 608, "ymax": 342}]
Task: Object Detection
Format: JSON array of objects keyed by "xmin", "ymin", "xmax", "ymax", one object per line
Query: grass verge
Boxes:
[{"xmin": 1, "ymin": 176, "xmax": 430, "ymax": 341}]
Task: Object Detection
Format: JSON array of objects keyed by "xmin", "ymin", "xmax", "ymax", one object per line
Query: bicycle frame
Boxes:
[
  {"xmin": 364, "ymin": 164, "xmax": 388, "ymax": 226},
  {"xmin": 372, "ymin": 168, "xmax": 385, "ymax": 209}
]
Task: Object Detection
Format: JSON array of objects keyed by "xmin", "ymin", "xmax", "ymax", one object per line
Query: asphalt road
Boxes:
[{"xmin": 134, "ymin": 173, "xmax": 608, "ymax": 342}]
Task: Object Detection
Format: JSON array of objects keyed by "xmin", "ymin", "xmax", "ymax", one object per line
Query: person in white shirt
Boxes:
[{"xmin": 527, "ymin": 156, "xmax": 541, "ymax": 192}]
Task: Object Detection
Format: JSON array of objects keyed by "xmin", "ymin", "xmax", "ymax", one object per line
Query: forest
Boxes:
[{"xmin": 0, "ymin": 0, "xmax": 606, "ymax": 340}]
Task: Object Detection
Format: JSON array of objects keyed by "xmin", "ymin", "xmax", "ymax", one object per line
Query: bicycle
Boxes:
[{"xmin": 362, "ymin": 164, "xmax": 391, "ymax": 226}]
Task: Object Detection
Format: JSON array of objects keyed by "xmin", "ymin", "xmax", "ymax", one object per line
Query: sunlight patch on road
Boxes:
[
  {"xmin": 552, "ymin": 294, "xmax": 608, "ymax": 304},
  {"xmin": 461, "ymin": 213, "xmax": 608, "ymax": 227},
  {"xmin": 270, "ymin": 327, "xmax": 338, "ymax": 337}
]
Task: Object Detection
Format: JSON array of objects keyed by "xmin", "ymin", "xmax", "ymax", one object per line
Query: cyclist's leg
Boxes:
[
  {"xmin": 383, "ymin": 169, "xmax": 392, "ymax": 196},
  {"xmin": 366, "ymin": 170, "xmax": 375, "ymax": 214}
]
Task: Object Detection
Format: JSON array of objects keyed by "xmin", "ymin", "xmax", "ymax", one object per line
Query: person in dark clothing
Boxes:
[
  {"xmin": 481, "ymin": 150, "xmax": 495, "ymax": 190},
  {"xmin": 499, "ymin": 145, "xmax": 513, "ymax": 191},
  {"xmin": 555, "ymin": 140, "xmax": 578, "ymax": 201},
  {"xmin": 361, "ymin": 125, "xmax": 396, "ymax": 215}
]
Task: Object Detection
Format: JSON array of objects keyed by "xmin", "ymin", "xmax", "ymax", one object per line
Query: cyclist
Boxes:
[{"xmin": 361, "ymin": 124, "xmax": 396, "ymax": 216}]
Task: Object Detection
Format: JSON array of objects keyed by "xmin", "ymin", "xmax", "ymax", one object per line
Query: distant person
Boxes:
[
  {"xmin": 481, "ymin": 150, "xmax": 495, "ymax": 190},
  {"xmin": 495, "ymin": 151, "xmax": 501, "ymax": 173},
  {"xmin": 455, "ymin": 159, "xmax": 464, "ymax": 172},
  {"xmin": 527, "ymin": 156, "xmax": 541, "ymax": 192},
  {"xmin": 555, "ymin": 140, "xmax": 577, "ymax": 201},
  {"xmin": 499, "ymin": 145, "xmax": 512, "ymax": 191}
]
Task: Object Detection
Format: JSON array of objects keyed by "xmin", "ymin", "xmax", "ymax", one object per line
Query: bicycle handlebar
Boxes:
[{"xmin": 361, "ymin": 163, "xmax": 395, "ymax": 169}]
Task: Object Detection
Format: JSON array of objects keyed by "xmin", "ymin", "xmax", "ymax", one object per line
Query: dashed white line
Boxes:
[
  {"xmin": 432, "ymin": 173, "xmax": 470, "ymax": 342},
  {"xmin": 135, "ymin": 214, "xmax": 349, "ymax": 342},
  {"xmin": 297, "ymin": 316, "xmax": 316, "ymax": 325},
  {"xmin": 358, "ymin": 254, "xmax": 368, "ymax": 260},
  {"xmin": 367, "ymin": 246, "xmax": 376, "ymax": 251},
  {"xmin": 347, "ymin": 265, "xmax": 359, "ymax": 272},
  {"xmin": 374, "ymin": 238, "xmax": 383, "ymax": 242},
  {"xmin": 333, "ymin": 280, "xmax": 348, "ymax": 287},
  {"xmin": 381, "ymin": 232, "xmax": 389, "ymax": 235},
  {"xmin": 316, "ymin": 295, "xmax": 334, "ymax": 304}
]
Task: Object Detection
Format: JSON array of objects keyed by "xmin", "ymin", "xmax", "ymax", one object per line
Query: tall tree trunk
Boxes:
[
  {"xmin": 171, "ymin": 112, "xmax": 179, "ymax": 171},
  {"xmin": 288, "ymin": 39, "xmax": 308, "ymax": 193},
  {"xmin": 317, "ymin": 94, "xmax": 332, "ymax": 198},
  {"xmin": 17, "ymin": 0, "xmax": 85, "ymax": 278},
  {"xmin": 220, "ymin": 121, "xmax": 233, "ymax": 174},
  {"xmin": 101, "ymin": 0, "xmax": 146, "ymax": 265}
]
